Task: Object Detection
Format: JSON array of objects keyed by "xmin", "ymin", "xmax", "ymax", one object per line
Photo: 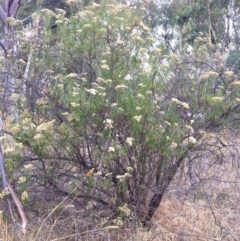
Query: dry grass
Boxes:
[{"xmin": 1, "ymin": 193, "xmax": 239, "ymax": 241}]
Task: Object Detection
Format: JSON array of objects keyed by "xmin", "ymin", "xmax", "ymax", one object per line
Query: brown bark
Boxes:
[{"xmin": 143, "ymin": 156, "xmax": 186, "ymax": 227}]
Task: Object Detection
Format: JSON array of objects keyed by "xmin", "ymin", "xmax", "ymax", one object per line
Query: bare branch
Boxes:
[
  {"xmin": 7, "ymin": 180, "xmax": 27, "ymax": 233},
  {"xmin": 0, "ymin": 40, "xmax": 7, "ymax": 54},
  {"xmin": 5, "ymin": 0, "xmax": 9, "ymax": 17},
  {"xmin": 9, "ymin": 0, "xmax": 21, "ymax": 17},
  {"xmin": 0, "ymin": 6, "xmax": 6, "ymax": 24},
  {"xmin": 0, "ymin": 116, "xmax": 27, "ymax": 233},
  {"xmin": 0, "ymin": 117, "xmax": 7, "ymax": 189}
]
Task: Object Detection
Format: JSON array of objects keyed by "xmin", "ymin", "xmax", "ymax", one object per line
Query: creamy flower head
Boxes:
[
  {"xmin": 189, "ymin": 136, "xmax": 197, "ymax": 144},
  {"xmin": 33, "ymin": 133, "xmax": 42, "ymax": 140},
  {"xmin": 139, "ymin": 47, "xmax": 148, "ymax": 52},
  {"xmin": 94, "ymin": 171, "xmax": 102, "ymax": 177},
  {"xmin": 134, "ymin": 35, "xmax": 143, "ymax": 42},
  {"xmin": 133, "ymin": 115, "xmax": 142, "ymax": 122},
  {"xmin": 92, "ymin": 2, "xmax": 100, "ymax": 7},
  {"xmin": 24, "ymin": 164, "xmax": 33, "ymax": 170},
  {"xmin": 185, "ymin": 125, "xmax": 194, "ymax": 134},
  {"xmin": 171, "ymin": 98, "xmax": 189, "ymax": 109},
  {"xmin": 181, "ymin": 102, "xmax": 189, "ymax": 109},
  {"xmin": 171, "ymin": 98, "xmax": 181, "ymax": 104},
  {"xmin": 36, "ymin": 120, "xmax": 55, "ymax": 132},
  {"xmin": 208, "ymin": 71, "xmax": 219, "ymax": 77},
  {"xmin": 41, "ymin": 9, "xmax": 56, "ymax": 17},
  {"xmin": 106, "ymin": 79, "xmax": 112, "ymax": 83},
  {"xmin": 211, "ymin": 96, "xmax": 224, "ymax": 102},
  {"xmin": 111, "ymin": 103, "xmax": 118, "ymax": 107},
  {"xmin": 83, "ymin": 24, "xmax": 91, "ymax": 28},
  {"xmin": 137, "ymin": 93, "xmax": 145, "ymax": 99},
  {"xmin": 71, "ymin": 102, "xmax": 80, "ymax": 107},
  {"xmin": 96, "ymin": 77, "xmax": 105, "ymax": 83},
  {"xmin": 104, "ymin": 119, "xmax": 113, "ymax": 129},
  {"xmin": 101, "ymin": 64, "xmax": 109, "ymax": 70},
  {"xmin": 17, "ymin": 59, "xmax": 26, "ymax": 65},
  {"xmin": 182, "ymin": 136, "xmax": 197, "ymax": 146},
  {"xmin": 224, "ymin": 71, "xmax": 234, "ymax": 78},
  {"xmin": 85, "ymin": 88, "xmax": 98, "ymax": 95},
  {"xmin": 66, "ymin": 73, "xmax": 78, "ymax": 78},
  {"xmin": 11, "ymin": 124, "xmax": 20, "ymax": 134},
  {"xmin": 115, "ymin": 85, "xmax": 128, "ymax": 90},
  {"xmin": 200, "ymin": 71, "xmax": 218, "ymax": 80},
  {"xmin": 76, "ymin": 29, "xmax": 83, "ymax": 34},
  {"xmin": 21, "ymin": 191, "xmax": 29, "ymax": 201},
  {"xmin": 18, "ymin": 176, "xmax": 26, "ymax": 184},
  {"xmin": 84, "ymin": 10, "xmax": 94, "ymax": 16},
  {"xmin": 0, "ymin": 188, "xmax": 10, "ymax": 198},
  {"xmin": 57, "ymin": 84, "xmax": 64, "ymax": 90},
  {"xmin": 72, "ymin": 91, "xmax": 78, "ymax": 97},
  {"xmin": 55, "ymin": 20, "xmax": 63, "ymax": 25},
  {"xmin": 108, "ymin": 147, "xmax": 115, "ymax": 152},
  {"xmin": 7, "ymin": 17, "xmax": 22, "ymax": 26},
  {"xmin": 116, "ymin": 173, "xmax": 131, "ymax": 182},
  {"xmin": 55, "ymin": 8, "xmax": 66, "ymax": 15},
  {"xmin": 126, "ymin": 166, "xmax": 133, "ymax": 172},
  {"xmin": 164, "ymin": 121, "xmax": 171, "ymax": 127},
  {"xmin": 5, "ymin": 148, "xmax": 14, "ymax": 154},
  {"xmin": 124, "ymin": 74, "xmax": 133, "ymax": 81},
  {"xmin": 170, "ymin": 142, "xmax": 178, "ymax": 149},
  {"xmin": 231, "ymin": 81, "xmax": 240, "ymax": 86},
  {"xmin": 126, "ymin": 137, "xmax": 134, "ymax": 146},
  {"xmin": 119, "ymin": 203, "xmax": 131, "ymax": 217},
  {"xmin": 116, "ymin": 40, "xmax": 125, "ymax": 45},
  {"xmin": 114, "ymin": 17, "xmax": 124, "ymax": 21}
]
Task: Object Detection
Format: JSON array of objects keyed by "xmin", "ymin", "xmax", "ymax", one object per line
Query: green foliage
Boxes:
[{"xmin": 2, "ymin": 0, "xmax": 240, "ymax": 226}]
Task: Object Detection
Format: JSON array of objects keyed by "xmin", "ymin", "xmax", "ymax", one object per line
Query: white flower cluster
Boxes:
[
  {"xmin": 108, "ymin": 147, "xmax": 115, "ymax": 152},
  {"xmin": 21, "ymin": 191, "xmax": 29, "ymax": 202},
  {"xmin": 211, "ymin": 96, "xmax": 224, "ymax": 102},
  {"xmin": 66, "ymin": 73, "xmax": 78, "ymax": 78},
  {"xmin": 133, "ymin": 116, "xmax": 142, "ymax": 122},
  {"xmin": 115, "ymin": 85, "xmax": 128, "ymax": 91},
  {"xmin": 200, "ymin": 71, "xmax": 218, "ymax": 80},
  {"xmin": 104, "ymin": 119, "xmax": 113, "ymax": 129},
  {"xmin": 185, "ymin": 125, "xmax": 194, "ymax": 134},
  {"xmin": 85, "ymin": 88, "xmax": 98, "ymax": 95},
  {"xmin": 119, "ymin": 203, "xmax": 131, "ymax": 217},
  {"xmin": 36, "ymin": 120, "xmax": 55, "ymax": 133},
  {"xmin": 224, "ymin": 71, "xmax": 234, "ymax": 78},
  {"xmin": 0, "ymin": 188, "xmax": 10, "ymax": 199},
  {"xmin": 24, "ymin": 164, "xmax": 33, "ymax": 170},
  {"xmin": 171, "ymin": 98, "xmax": 189, "ymax": 109},
  {"xmin": 18, "ymin": 176, "xmax": 27, "ymax": 184},
  {"xmin": 170, "ymin": 142, "xmax": 178, "ymax": 149},
  {"xmin": 124, "ymin": 74, "xmax": 132, "ymax": 81},
  {"xmin": 116, "ymin": 173, "xmax": 131, "ymax": 182},
  {"xmin": 126, "ymin": 137, "xmax": 134, "ymax": 146}
]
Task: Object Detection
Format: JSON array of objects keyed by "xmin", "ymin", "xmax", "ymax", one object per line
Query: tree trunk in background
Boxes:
[{"xmin": 0, "ymin": 0, "xmax": 21, "ymax": 115}]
